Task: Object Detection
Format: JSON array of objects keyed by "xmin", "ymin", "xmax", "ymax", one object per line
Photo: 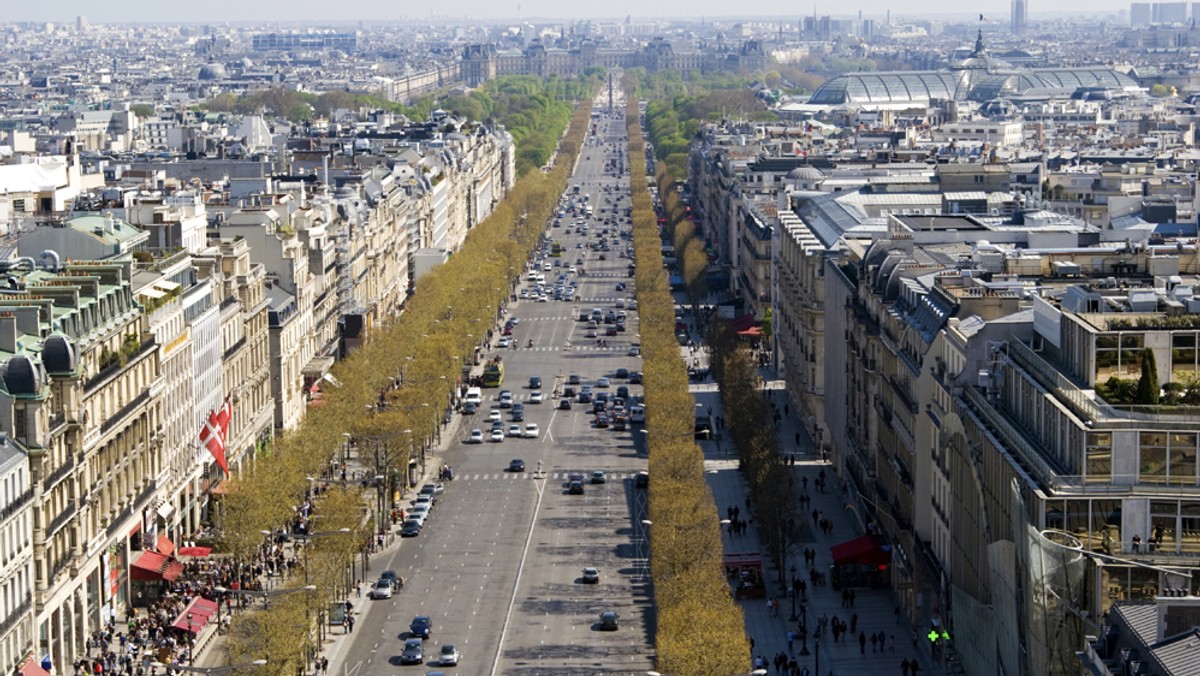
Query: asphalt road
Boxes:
[{"xmin": 340, "ymin": 89, "xmax": 656, "ymax": 676}]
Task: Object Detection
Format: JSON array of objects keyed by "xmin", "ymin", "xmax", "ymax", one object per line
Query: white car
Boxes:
[
  {"xmin": 538, "ymin": 294, "xmax": 549, "ymax": 302},
  {"xmin": 407, "ymin": 505, "xmax": 429, "ymax": 526},
  {"xmin": 529, "ymin": 391, "xmax": 544, "ymax": 404},
  {"xmin": 368, "ymin": 579, "xmax": 393, "ymax": 599},
  {"xmin": 508, "ymin": 424, "xmax": 523, "ymax": 438},
  {"xmin": 438, "ymin": 644, "xmax": 461, "ymax": 666},
  {"xmin": 597, "ymin": 377, "xmax": 610, "ymax": 388},
  {"xmin": 488, "ymin": 410, "xmax": 503, "ymax": 422},
  {"xmin": 468, "ymin": 429, "xmax": 484, "ymax": 444},
  {"xmin": 490, "ymin": 429, "xmax": 505, "ymax": 443},
  {"xmin": 497, "ymin": 337, "xmax": 511, "ymax": 348},
  {"xmin": 523, "ymin": 423, "xmax": 540, "ymax": 438}
]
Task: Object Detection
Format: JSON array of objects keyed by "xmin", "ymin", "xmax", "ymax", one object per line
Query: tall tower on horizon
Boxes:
[{"xmin": 1012, "ymin": 0, "xmax": 1028, "ymax": 33}]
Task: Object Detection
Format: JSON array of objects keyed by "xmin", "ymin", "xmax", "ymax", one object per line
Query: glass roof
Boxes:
[{"xmin": 810, "ymin": 66, "xmax": 1138, "ymax": 106}]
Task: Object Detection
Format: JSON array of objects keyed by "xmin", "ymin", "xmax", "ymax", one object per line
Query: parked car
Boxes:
[
  {"xmin": 399, "ymin": 520, "xmax": 422, "ymax": 537},
  {"xmin": 582, "ymin": 567, "xmax": 600, "ymax": 584},
  {"xmin": 381, "ymin": 570, "xmax": 401, "ymax": 589}
]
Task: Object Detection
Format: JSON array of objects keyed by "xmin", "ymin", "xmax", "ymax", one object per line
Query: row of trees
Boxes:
[
  {"xmin": 192, "ymin": 74, "xmax": 602, "ymax": 177},
  {"xmin": 705, "ymin": 317, "xmax": 802, "ymax": 613},
  {"xmin": 654, "ymin": 167, "xmax": 709, "ymax": 316},
  {"xmin": 213, "ymin": 86, "xmax": 599, "ymax": 676},
  {"xmin": 623, "ymin": 74, "xmax": 750, "ymax": 676}
]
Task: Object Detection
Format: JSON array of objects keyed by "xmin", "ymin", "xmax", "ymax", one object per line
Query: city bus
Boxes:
[
  {"xmin": 550, "ymin": 241, "xmax": 564, "ymax": 257},
  {"xmin": 482, "ymin": 357, "xmax": 505, "ymax": 387}
]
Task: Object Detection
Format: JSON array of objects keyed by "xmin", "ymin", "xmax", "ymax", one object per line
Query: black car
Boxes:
[
  {"xmin": 629, "ymin": 371, "xmax": 643, "ymax": 384},
  {"xmin": 511, "ymin": 404, "xmax": 525, "ymax": 422},
  {"xmin": 568, "ymin": 480, "xmax": 585, "ymax": 495},
  {"xmin": 400, "ymin": 638, "xmax": 424, "ymax": 664},
  {"xmin": 529, "ymin": 376, "xmax": 542, "ymax": 389},
  {"xmin": 635, "ymin": 471, "xmax": 649, "ymax": 488},
  {"xmin": 615, "ymin": 368, "xmax": 629, "ymax": 379},
  {"xmin": 509, "ymin": 458, "xmax": 526, "ymax": 472},
  {"xmin": 399, "ymin": 520, "xmax": 421, "ymax": 537},
  {"xmin": 560, "ymin": 398, "xmax": 573, "ymax": 410},
  {"xmin": 410, "ymin": 615, "xmax": 432, "ymax": 639},
  {"xmin": 462, "ymin": 402, "xmax": 477, "ymax": 414},
  {"xmin": 381, "ymin": 570, "xmax": 401, "ymax": 590}
]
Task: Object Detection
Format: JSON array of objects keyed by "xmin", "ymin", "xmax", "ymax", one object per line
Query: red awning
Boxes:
[
  {"xmin": 172, "ymin": 597, "xmax": 218, "ymax": 633},
  {"xmin": 131, "ymin": 551, "xmax": 184, "ymax": 582},
  {"xmin": 156, "ymin": 535, "xmax": 175, "ymax": 557},
  {"xmin": 730, "ymin": 314, "xmax": 756, "ymax": 332},
  {"xmin": 18, "ymin": 659, "xmax": 50, "ymax": 676},
  {"xmin": 830, "ymin": 535, "xmax": 891, "ymax": 566},
  {"xmin": 177, "ymin": 546, "xmax": 212, "ymax": 558},
  {"xmin": 722, "ymin": 551, "xmax": 764, "ymax": 570},
  {"xmin": 737, "ymin": 326, "xmax": 763, "ymax": 337}
]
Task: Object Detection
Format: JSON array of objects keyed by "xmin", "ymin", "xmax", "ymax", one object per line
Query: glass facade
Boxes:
[{"xmin": 809, "ymin": 66, "xmax": 1137, "ymax": 106}]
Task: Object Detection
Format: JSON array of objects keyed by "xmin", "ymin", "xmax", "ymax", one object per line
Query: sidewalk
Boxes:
[
  {"xmin": 188, "ymin": 410, "xmax": 462, "ymax": 674},
  {"xmin": 691, "ymin": 373, "xmax": 943, "ymax": 676}
]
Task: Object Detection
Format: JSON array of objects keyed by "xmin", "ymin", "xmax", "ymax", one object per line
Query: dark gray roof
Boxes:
[
  {"xmin": 3, "ymin": 355, "xmax": 43, "ymax": 396},
  {"xmin": 41, "ymin": 334, "xmax": 77, "ymax": 375}
]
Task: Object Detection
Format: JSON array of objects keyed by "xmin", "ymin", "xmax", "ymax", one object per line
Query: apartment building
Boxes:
[{"xmin": 0, "ymin": 437, "xmax": 34, "ymax": 672}]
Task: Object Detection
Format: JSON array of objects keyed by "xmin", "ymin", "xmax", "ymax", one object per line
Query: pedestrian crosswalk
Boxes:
[
  {"xmin": 452, "ymin": 471, "xmax": 643, "ymax": 482},
  {"xmin": 517, "ymin": 345, "xmax": 629, "ymax": 352}
]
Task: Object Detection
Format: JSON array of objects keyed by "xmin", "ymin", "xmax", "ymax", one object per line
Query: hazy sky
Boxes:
[{"xmin": 16, "ymin": 0, "xmax": 1132, "ymax": 24}]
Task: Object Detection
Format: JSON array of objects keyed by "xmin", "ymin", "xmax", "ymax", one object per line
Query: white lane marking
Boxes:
[{"xmin": 488, "ymin": 461, "xmax": 546, "ymax": 676}]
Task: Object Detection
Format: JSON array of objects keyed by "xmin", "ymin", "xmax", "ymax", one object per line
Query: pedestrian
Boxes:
[
  {"xmin": 850, "ymin": 613, "xmax": 858, "ymax": 633},
  {"xmin": 902, "ymin": 658, "xmax": 911, "ymax": 676},
  {"xmin": 871, "ymin": 632, "xmax": 878, "ymax": 652},
  {"xmin": 890, "ymin": 634, "xmax": 896, "ymax": 652},
  {"xmin": 910, "ymin": 660, "xmax": 921, "ymax": 675},
  {"xmin": 787, "ymin": 630, "xmax": 795, "ymax": 653},
  {"xmin": 859, "ymin": 631, "xmax": 867, "ymax": 655},
  {"xmin": 347, "ymin": 615, "xmax": 355, "ymax": 633},
  {"xmin": 355, "ymin": 580, "xmax": 362, "ymax": 597},
  {"xmin": 849, "ymin": 589, "xmax": 857, "ymax": 607}
]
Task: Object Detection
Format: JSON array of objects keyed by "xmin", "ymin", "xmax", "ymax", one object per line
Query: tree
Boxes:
[{"xmin": 1136, "ymin": 348, "xmax": 1160, "ymax": 405}]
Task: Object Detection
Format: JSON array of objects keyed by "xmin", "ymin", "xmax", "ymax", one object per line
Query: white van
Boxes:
[
  {"xmin": 629, "ymin": 404, "xmax": 646, "ymax": 423},
  {"xmin": 464, "ymin": 387, "xmax": 483, "ymax": 405}
]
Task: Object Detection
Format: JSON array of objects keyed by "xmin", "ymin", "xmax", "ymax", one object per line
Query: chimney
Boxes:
[{"xmin": 0, "ymin": 314, "xmax": 18, "ymax": 354}]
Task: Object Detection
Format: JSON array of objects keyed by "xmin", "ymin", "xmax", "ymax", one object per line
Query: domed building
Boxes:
[{"xmin": 807, "ymin": 30, "xmax": 1139, "ymax": 109}]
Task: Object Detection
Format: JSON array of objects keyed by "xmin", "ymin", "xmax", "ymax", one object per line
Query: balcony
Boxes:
[
  {"xmin": 42, "ymin": 456, "xmax": 76, "ymax": 492},
  {"xmin": 0, "ymin": 596, "xmax": 32, "ymax": 636},
  {"xmin": 0, "ymin": 488, "xmax": 33, "ymax": 521}
]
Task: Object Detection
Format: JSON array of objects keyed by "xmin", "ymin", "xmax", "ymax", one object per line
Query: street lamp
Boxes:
[{"xmin": 186, "ymin": 613, "xmax": 194, "ymax": 663}]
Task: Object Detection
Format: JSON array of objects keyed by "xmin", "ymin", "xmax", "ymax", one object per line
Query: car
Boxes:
[
  {"xmin": 490, "ymin": 429, "xmax": 505, "ymax": 443},
  {"xmin": 507, "ymin": 424, "xmax": 522, "ymax": 438},
  {"xmin": 582, "ymin": 567, "xmax": 600, "ymax": 584},
  {"xmin": 502, "ymin": 325, "xmax": 513, "ymax": 336},
  {"xmin": 400, "ymin": 638, "xmax": 424, "ymax": 664},
  {"xmin": 488, "ymin": 409, "xmax": 502, "ymax": 422},
  {"xmin": 585, "ymin": 328, "xmax": 597, "ymax": 338},
  {"xmin": 510, "ymin": 405, "xmax": 524, "ymax": 422},
  {"xmin": 381, "ymin": 570, "xmax": 401, "ymax": 589},
  {"xmin": 408, "ymin": 505, "xmax": 430, "ymax": 524},
  {"xmin": 468, "ymin": 429, "xmax": 483, "ymax": 444},
  {"xmin": 596, "ymin": 377, "xmax": 610, "ymax": 388},
  {"xmin": 412, "ymin": 494, "xmax": 434, "ymax": 511},
  {"xmin": 559, "ymin": 398, "xmax": 573, "ymax": 410},
  {"xmin": 568, "ymin": 373, "xmax": 582, "ymax": 385},
  {"xmin": 490, "ymin": 420, "xmax": 505, "ymax": 433},
  {"xmin": 497, "ymin": 337, "xmax": 511, "ymax": 348},
  {"xmin": 498, "ymin": 393, "xmax": 514, "ymax": 409},
  {"xmin": 598, "ymin": 611, "xmax": 619, "ymax": 630},
  {"xmin": 635, "ymin": 471, "xmax": 649, "ymax": 488},
  {"xmin": 591, "ymin": 470, "xmax": 607, "ymax": 484},
  {"xmin": 437, "ymin": 644, "xmax": 461, "ymax": 667},
  {"xmin": 629, "ymin": 345, "xmax": 641, "ymax": 357},
  {"xmin": 410, "ymin": 615, "xmax": 433, "ymax": 639},
  {"xmin": 594, "ymin": 414, "xmax": 609, "ymax": 428},
  {"xmin": 568, "ymin": 480, "xmax": 585, "ymax": 495},
  {"xmin": 420, "ymin": 483, "xmax": 444, "ymax": 497},
  {"xmin": 615, "ymin": 368, "xmax": 629, "ymax": 379},
  {"xmin": 400, "ymin": 520, "xmax": 422, "ymax": 537},
  {"xmin": 629, "ymin": 371, "xmax": 643, "ymax": 383},
  {"xmin": 538, "ymin": 294, "xmax": 549, "ymax": 302},
  {"xmin": 529, "ymin": 391, "xmax": 544, "ymax": 404},
  {"xmin": 529, "ymin": 376, "xmax": 542, "ymax": 389},
  {"xmin": 523, "ymin": 423, "xmax": 540, "ymax": 438},
  {"xmin": 509, "ymin": 458, "xmax": 526, "ymax": 472},
  {"xmin": 368, "ymin": 579, "xmax": 393, "ymax": 599}
]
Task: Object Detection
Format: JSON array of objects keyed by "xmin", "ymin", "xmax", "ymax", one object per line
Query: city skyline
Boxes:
[{"xmin": 4, "ymin": 0, "xmax": 1139, "ymax": 24}]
